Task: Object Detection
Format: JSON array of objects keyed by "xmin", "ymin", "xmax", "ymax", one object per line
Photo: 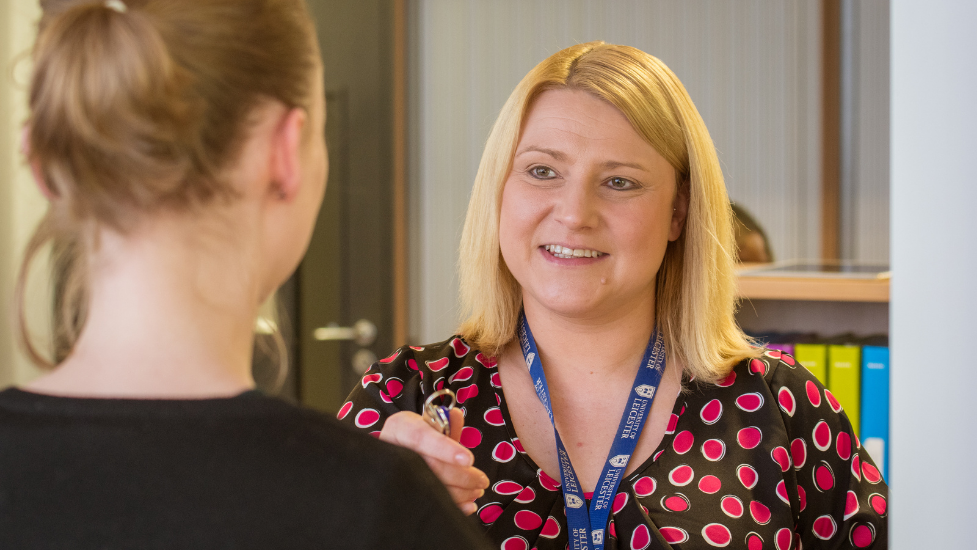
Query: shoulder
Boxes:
[
  {"xmin": 234, "ymin": 399, "xmax": 457, "ymax": 507},
  {"xmin": 270, "ymin": 399, "xmax": 492, "ymax": 549},
  {"xmin": 690, "ymin": 349, "xmax": 823, "ymax": 414},
  {"xmin": 682, "ymin": 348, "xmax": 851, "ymax": 448}
]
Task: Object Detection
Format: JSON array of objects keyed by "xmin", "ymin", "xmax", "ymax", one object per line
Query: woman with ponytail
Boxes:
[{"xmin": 0, "ymin": 1, "xmax": 489, "ymax": 548}]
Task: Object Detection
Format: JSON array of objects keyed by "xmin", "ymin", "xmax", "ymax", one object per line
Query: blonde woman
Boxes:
[
  {"xmin": 0, "ymin": 1, "xmax": 490, "ymax": 548},
  {"xmin": 342, "ymin": 42, "xmax": 887, "ymax": 549}
]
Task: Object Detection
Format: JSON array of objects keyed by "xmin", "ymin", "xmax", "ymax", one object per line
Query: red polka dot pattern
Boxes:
[
  {"xmin": 698, "ymin": 475, "xmax": 722, "ymax": 495},
  {"xmin": 700, "ymin": 399, "xmax": 723, "ymax": 425},
  {"xmin": 702, "ymin": 523, "xmax": 732, "ymax": 546},
  {"xmin": 336, "ymin": 401, "xmax": 353, "ymax": 420},
  {"xmin": 844, "ymin": 490, "xmax": 860, "ymax": 520},
  {"xmin": 720, "ymin": 495, "xmax": 743, "ymax": 518},
  {"xmin": 612, "ymin": 491, "xmax": 629, "ymax": 514},
  {"xmin": 668, "ymin": 464, "xmax": 694, "ymax": 486},
  {"xmin": 630, "ymin": 524, "xmax": 651, "ymax": 549},
  {"xmin": 869, "ymin": 493, "xmax": 887, "ymax": 516},
  {"xmin": 662, "ymin": 493, "xmax": 690, "ymax": 512},
  {"xmin": 659, "ymin": 526, "xmax": 688, "ymax": 543},
  {"xmin": 805, "ymin": 380, "xmax": 822, "ymax": 407},
  {"xmin": 771, "ymin": 446, "xmax": 791, "ymax": 472},
  {"xmin": 775, "ymin": 480, "xmax": 789, "ymax": 505},
  {"xmin": 493, "ymin": 480, "xmax": 523, "ymax": 496},
  {"xmin": 737, "ymin": 426, "xmax": 763, "ymax": 449},
  {"xmin": 514, "ymin": 510, "xmax": 542, "ymax": 530},
  {"xmin": 850, "ymin": 523, "xmax": 876, "ymax": 547},
  {"xmin": 750, "ymin": 358, "xmax": 767, "ymax": 376},
  {"xmin": 478, "ymin": 502, "xmax": 503, "ymax": 524},
  {"xmin": 673, "ymin": 430, "xmax": 695, "ymax": 454},
  {"xmin": 501, "ymin": 535, "xmax": 528, "ymax": 550},
  {"xmin": 340, "ymin": 339, "xmax": 887, "ymax": 549},
  {"xmin": 539, "ymin": 516, "xmax": 560, "ymax": 538},
  {"xmin": 775, "ymin": 528, "xmax": 793, "ymax": 550},
  {"xmin": 778, "ymin": 386, "xmax": 796, "ymax": 416},
  {"xmin": 737, "ymin": 464, "xmax": 759, "ymax": 490},
  {"xmin": 702, "ymin": 438, "xmax": 727, "ymax": 461},
  {"xmin": 632, "ymin": 476, "xmax": 656, "ymax": 497}
]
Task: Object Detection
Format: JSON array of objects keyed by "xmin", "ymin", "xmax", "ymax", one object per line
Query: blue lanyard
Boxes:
[{"xmin": 518, "ymin": 314, "xmax": 666, "ymax": 550}]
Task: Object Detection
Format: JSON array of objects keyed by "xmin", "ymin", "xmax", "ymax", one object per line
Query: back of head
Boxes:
[
  {"xmin": 18, "ymin": 0, "xmax": 319, "ymax": 367},
  {"xmin": 458, "ymin": 42, "xmax": 758, "ymax": 382}
]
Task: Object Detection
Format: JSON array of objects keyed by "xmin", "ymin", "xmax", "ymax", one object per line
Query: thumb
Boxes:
[{"xmin": 448, "ymin": 407, "xmax": 465, "ymax": 443}]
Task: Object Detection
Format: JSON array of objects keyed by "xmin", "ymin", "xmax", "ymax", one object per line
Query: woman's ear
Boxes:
[
  {"xmin": 668, "ymin": 178, "xmax": 690, "ymax": 241},
  {"xmin": 269, "ymin": 107, "xmax": 308, "ymax": 201},
  {"xmin": 21, "ymin": 126, "xmax": 56, "ymax": 201}
]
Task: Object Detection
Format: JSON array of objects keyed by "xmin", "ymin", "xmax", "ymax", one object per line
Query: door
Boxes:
[{"xmin": 290, "ymin": 0, "xmax": 404, "ymax": 414}]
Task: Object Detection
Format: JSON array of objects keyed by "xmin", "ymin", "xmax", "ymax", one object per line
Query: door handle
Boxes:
[{"xmin": 313, "ymin": 319, "xmax": 378, "ymax": 346}]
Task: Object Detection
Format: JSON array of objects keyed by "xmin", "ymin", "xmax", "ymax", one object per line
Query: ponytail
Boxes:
[{"xmin": 18, "ymin": 0, "xmax": 318, "ymax": 367}]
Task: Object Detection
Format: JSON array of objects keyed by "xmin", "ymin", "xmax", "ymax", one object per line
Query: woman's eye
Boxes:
[
  {"xmin": 606, "ymin": 177, "xmax": 637, "ymax": 190},
  {"xmin": 529, "ymin": 166, "xmax": 557, "ymax": 179}
]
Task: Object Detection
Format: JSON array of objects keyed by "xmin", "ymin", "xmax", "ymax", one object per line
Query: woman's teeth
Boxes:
[{"xmin": 543, "ymin": 244, "xmax": 604, "ymax": 259}]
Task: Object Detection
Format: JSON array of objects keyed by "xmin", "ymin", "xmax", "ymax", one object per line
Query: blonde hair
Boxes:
[
  {"xmin": 16, "ymin": 0, "xmax": 319, "ymax": 368},
  {"xmin": 457, "ymin": 41, "xmax": 758, "ymax": 383}
]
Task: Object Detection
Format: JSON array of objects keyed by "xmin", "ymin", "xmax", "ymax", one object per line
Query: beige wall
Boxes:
[{"xmin": 0, "ymin": 0, "xmax": 44, "ymax": 388}]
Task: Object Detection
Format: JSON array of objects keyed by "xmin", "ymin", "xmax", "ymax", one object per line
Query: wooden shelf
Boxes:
[{"xmin": 736, "ymin": 266, "xmax": 890, "ymax": 303}]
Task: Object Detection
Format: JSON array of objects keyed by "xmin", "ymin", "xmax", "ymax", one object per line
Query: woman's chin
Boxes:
[
  {"xmin": 524, "ymin": 281, "xmax": 654, "ymax": 322},
  {"xmin": 525, "ymin": 292, "xmax": 612, "ymax": 320}
]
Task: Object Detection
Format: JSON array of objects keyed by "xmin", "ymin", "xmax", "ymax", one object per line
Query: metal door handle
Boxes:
[{"xmin": 313, "ymin": 319, "xmax": 378, "ymax": 346}]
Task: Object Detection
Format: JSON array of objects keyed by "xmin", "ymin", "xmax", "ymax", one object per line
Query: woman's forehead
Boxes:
[{"xmin": 517, "ymin": 89, "xmax": 666, "ymax": 168}]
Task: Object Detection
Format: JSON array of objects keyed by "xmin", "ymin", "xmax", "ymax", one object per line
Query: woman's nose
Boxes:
[{"xmin": 553, "ymin": 179, "xmax": 598, "ymax": 230}]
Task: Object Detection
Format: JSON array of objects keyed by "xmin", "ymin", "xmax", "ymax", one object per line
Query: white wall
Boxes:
[
  {"xmin": 890, "ymin": 2, "xmax": 977, "ymax": 548},
  {"xmin": 0, "ymin": 0, "xmax": 44, "ymax": 388},
  {"xmin": 409, "ymin": 0, "xmax": 823, "ymax": 343}
]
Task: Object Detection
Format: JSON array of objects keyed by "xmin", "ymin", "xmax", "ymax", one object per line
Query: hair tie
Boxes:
[{"xmin": 104, "ymin": 0, "xmax": 127, "ymax": 13}]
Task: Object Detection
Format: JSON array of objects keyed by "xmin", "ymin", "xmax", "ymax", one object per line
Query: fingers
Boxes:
[
  {"xmin": 420, "ymin": 455, "xmax": 488, "ymax": 514},
  {"xmin": 448, "ymin": 407, "xmax": 465, "ymax": 443},
  {"xmin": 380, "ymin": 411, "xmax": 474, "ymax": 466},
  {"xmin": 421, "ymin": 453, "xmax": 489, "ymax": 492},
  {"xmin": 379, "ymin": 410, "xmax": 489, "ymax": 515}
]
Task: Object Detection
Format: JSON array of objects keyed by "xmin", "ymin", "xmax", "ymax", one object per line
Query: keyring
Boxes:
[{"xmin": 422, "ymin": 388, "xmax": 456, "ymax": 435}]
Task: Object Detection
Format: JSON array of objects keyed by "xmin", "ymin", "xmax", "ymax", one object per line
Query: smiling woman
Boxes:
[
  {"xmin": 341, "ymin": 42, "xmax": 887, "ymax": 549},
  {"xmin": 499, "ymin": 89, "xmax": 687, "ymax": 332},
  {"xmin": 456, "ymin": 43, "xmax": 748, "ymax": 384}
]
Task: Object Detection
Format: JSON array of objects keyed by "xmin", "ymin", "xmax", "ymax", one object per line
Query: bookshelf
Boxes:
[
  {"xmin": 736, "ymin": 266, "xmax": 889, "ymax": 302},
  {"xmin": 735, "ymin": 263, "xmax": 889, "ymax": 336}
]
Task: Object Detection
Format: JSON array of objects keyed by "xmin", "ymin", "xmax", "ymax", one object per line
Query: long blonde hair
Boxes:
[
  {"xmin": 457, "ymin": 41, "xmax": 758, "ymax": 383},
  {"xmin": 16, "ymin": 0, "xmax": 318, "ymax": 368}
]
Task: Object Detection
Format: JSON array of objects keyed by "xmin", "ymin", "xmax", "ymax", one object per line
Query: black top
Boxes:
[
  {"xmin": 341, "ymin": 337, "xmax": 888, "ymax": 550},
  {"xmin": 0, "ymin": 388, "xmax": 491, "ymax": 550}
]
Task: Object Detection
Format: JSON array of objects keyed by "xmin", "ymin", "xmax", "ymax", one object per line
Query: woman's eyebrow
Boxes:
[
  {"xmin": 600, "ymin": 160, "xmax": 648, "ymax": 172},
  {"xmin": 515, "ymin": 145, "xmax": 568, "ymax": 161},
  {"xmin": 515, "ymin": 146, "xmax": 648, "ymax": 172}
]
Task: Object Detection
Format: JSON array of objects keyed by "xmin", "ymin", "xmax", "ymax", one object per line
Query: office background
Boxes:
[{"xmin": 0, "ymin": 1, "xmax": 974, "ymax": 548}]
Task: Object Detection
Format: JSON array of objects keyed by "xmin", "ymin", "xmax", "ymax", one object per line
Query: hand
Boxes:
[{"xmin": 380, "ymin": 409, "xmax": 489, "ymax": 514}]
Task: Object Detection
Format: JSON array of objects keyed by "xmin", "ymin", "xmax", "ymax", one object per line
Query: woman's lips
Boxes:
[{"xmin": 541, "ymin": 244, "xmax": 607, "ymax": 259}]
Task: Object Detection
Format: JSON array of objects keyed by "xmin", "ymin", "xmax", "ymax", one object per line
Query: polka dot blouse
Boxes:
[{"xmin": 340, "ymin": 337, "xmax": 888, "ymax": 549}]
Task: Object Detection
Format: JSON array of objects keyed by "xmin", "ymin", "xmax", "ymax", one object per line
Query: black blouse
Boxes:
[{"xmin": 341, "ymin": 337, "xmax": 887, "ymax": 550}]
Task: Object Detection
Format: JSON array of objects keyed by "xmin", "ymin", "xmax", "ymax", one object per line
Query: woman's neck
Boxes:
[
  {"xmin": 521, "ymin": 290, "xmax": 658, "ymax": 386},
  {"xmin": 26, "ymin": 214, "xmax": 261, "ymax": 399}
]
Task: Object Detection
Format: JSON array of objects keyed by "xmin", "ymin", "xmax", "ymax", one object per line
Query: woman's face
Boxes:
[{"xmin": 499, "ymin": 89, "xmax": 687, "ymax": 321}]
